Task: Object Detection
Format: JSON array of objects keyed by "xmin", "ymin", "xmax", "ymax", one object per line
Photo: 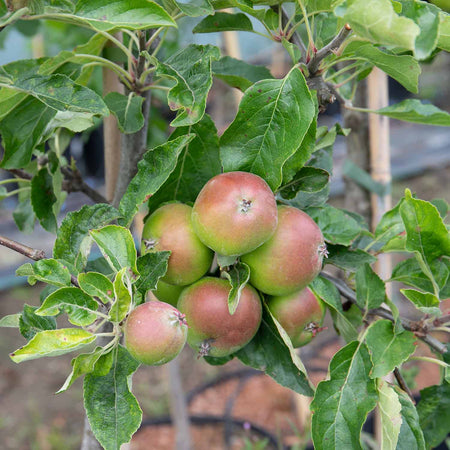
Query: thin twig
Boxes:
[
  {"xmin": 275, "ymin": 6, "xmax": 307, "ymax": 62},
  {"xmin": 393, "ymin": 368, "xmax": 415, "ymax": 404},
  {"xmin": 320, "ymin": 272, "xmax": 448, "ymax": 354},
  {"xmin": 0, "ymin": 235, "xmax": 45, "ymax": 260},
  {"xmin": 308, "ymin": 25, "xmax": 352, "ymax": 75}
]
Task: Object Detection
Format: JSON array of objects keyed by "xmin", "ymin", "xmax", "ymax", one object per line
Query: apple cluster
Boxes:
[{"xmin": 124, "ymin": 171, "xmax": 327, "ymax": 366}]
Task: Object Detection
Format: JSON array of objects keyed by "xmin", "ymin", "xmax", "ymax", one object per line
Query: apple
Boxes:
[
  {"xmin": 124, "ymin": 301, "xmax": 188, "ymax": 366},
  {"xmin": 142, "ymin": 202, "xmax": 213, "ymax": 286},
  {"xmin": 191, "ymin": 171, "xmax": 278, "ymax": 256},
  {"xmin": 241, "ymin": 205, "xmax": 327, "ymax": 296},
  {"xmin": 152, "ymin": 280, "xmax": 185, "ymax": 307},
  {"xmin": 177, "ymin": 277, "xmax": 262, "ymax": 357}
]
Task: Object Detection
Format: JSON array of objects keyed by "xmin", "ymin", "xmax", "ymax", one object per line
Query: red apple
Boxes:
[{"xmin": 191, "ymin": 171, "xmax": 278, "ymax": 256}]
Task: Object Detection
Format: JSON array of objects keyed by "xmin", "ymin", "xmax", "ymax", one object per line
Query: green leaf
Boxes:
[
  {"xmin": 13, "ymin": 198, "xmax": 35, "ymax": 234},
  {"xmin": 173, "ymin": 0, "xmax": 214, "ymax": 16},
  {"xmin": 400, "ymin": 289, "xmax": 441, "ymax": 316},
  {"xmin": 221, "ymin": 262, "xmax": 250, "ymax": 315},
  {"xmin": 193, "ymin": 12, "xmax": 253, "ymax": 32},
  {"xmin": 417, "ymin": 381, "xmax": 450, "ymax": 449},
  {"xmin": 212, "ymin": 56, "xmax": 273, "ymax": 91},
  {"xmin": 437, "ymin": 12, "xmax": 450, "ymax": 51},
  {"xmin": 0, "ymin": 313, "xmax": 21, "ymax": 327},
  {"xmin": 36, "ymin": 287, "xmax": 99, "ymax": 327},
  {"xmin": 278, "ymin": 167, "xmax": 329, "ymax": 200},
  {"xmin": 57, "ymin": 346, "xmax": 113, "ymax": 394},
  {"xmin": 16, "ymin": 259, "xmax": 71, "ymax": 287},
  {"xmin": 373, "ymin": 199, "xmax": 405, "ymax": 251},
  {"xmin": 148, "ymin": 115, "xmax": 221, "ymax": 210},
  {"xmin": 352, "ymin": 44, "xmax": 420, "ymax": 92},
  {"xmin": 307, "ymin": 205, "xmax": 362, "ymax": 245},
  {"xmin": 395, "ymin": 387, "xmax": 426, "ymax": 450},
  {"xmin": 377, "ymin": 380, "xmax": 402, "ymax": 450},
  {"xmin": 104, "ymin": 92, "xmax": 144, "ymax": 134},
  {"xmin": 109, "ymin": 268, "xmax": 132, "ymax": 323},
  {"xmin": 220, "ymin": 67, "xmax": 315, "ymax": 191},
  {"xmin": 236, "ymin": 305, "xmax": 314, "ymax": 397},
  {"xmin": 78, "ymin": 272, "xmax": 114, "ymax": 305},
  {"xmin": 135, "ymin": 251, "xmax": 171, "ymax": 296},
  {"xmin": 84, "ymin": 345, "xmax": 142, "ymax": 450},
  {"xmin": 282, "ymin": 37, "xmax": 302, "ymax": 63},
  {"xmin": 365, "ymin": 319, "xmax": 417, "ymax": 378},
  {"xmin": 355, "ymin": 264, "xmax": 386, "ymax": 310},
  {"xmin": 343, "ymin": 159, "xmax": 390, "ymax": 196},
  {"xmin": 399, "ymin": 0, "xmax": 440, "ymax": 60},
  {"xmin": 71, "ymin": 0, "xmax": 176, "ymax": 31},
  {"xmin": 90, "ymin": 225, "xmax": 137, "ymax": 274},
  {"xmin": 310, "ymin": 277, "xmax": 359, "ymax": 342},
  {"xmin": 118, "ymin": 134, "xmax": 194, "ymax": 226},
  {"xmin": 19, "ymin": 304, "xmax": 57, "ymax": 340},
  {"xmin": 325, "ymin": 245, "xmax": 376, "ymax": 271},
  {"xmin": 375, "ymin": 99, "xmax": 450, "ymax": 126},
  {"xmin": 0, "ymin": 97, "xmax": 56, "ymax": 169},
  {"xmin": 311, "ymin": 341, "xmax": 378, "ymax": 450},
  {"xmin": 157, "ymin": 44, "xmax": 220, "ymax": 127},
  {"xmin": 54, "ymin": 204, "xmax": 120, "ymax": 273},
  {"xmin": 335, "ymin": 0, "xmax": 420, "ymax": 50},
  {"xmin": 10, "ymin": 328, "xmax": 95, "ymax": 363},
  {"xmin": 31, "ymin": 168, "xmax": 57, "ymax": 233}
]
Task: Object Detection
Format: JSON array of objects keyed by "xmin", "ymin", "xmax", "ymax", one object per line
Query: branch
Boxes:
[
  {"xmin": 393, "ymin": 367, "xmax": 415, "ymax": 404},
  {"xmin": 0, "ymin": 235, "xmax": 45, "ymax": 260},
  {"xmin": 275, "ymin": 6, "xmax": 307, "ymax": 62},
  {"xmin": 320, "ymin": 272, "xmax": 448, "ymax": 354},
  {"xmin": 308, "ymin": 25, "xmax": 352, "ymax": 75}
]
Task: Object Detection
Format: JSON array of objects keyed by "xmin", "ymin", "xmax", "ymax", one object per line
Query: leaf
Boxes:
[
  {"xmin": 236, "ymin": 305, "xmax": 314, "ymax": 397},
  {"xmin": 373, "ymin": 199, "xmax": 405, "ymax": 251},
  {"xmin": 90, "ymin": 225, "xmax": 137, "ymax": 274},
  {"xmin": 135, "ymin": 251, "xmax": 171, "ymax": 296},
  {"xmin": 334, "ymin": 0, "xmax": 420, "ymax": 50},
  {"xmin": 156, "ymin": 44, "xmax": 220, "ymax": 127},
  {"xmin": 78, "ymin": 272, "xmax": 114, "ymax": 305},
  {"xmin": 220, "ymin": 67, "xmax": 315, "ymax": 191},
  {"xmin": 278, "ymin": 167, "xmax": 329, "ymax": 200},
  {"xmin": 193, "ymin": 12, "xmax": 253, "ymax": 33},
  {"xmin": 109, "ymin": 268, "xmax": 132, "ymax": 323},
  {"xmin": 84, "ymin": 345, "xmax": 142, "ymax": 450},
  {"xmin": 36, "ymin": 287, "xmax": 99, "ymax": 327},
  {"xmin": 57, "ymin": 346, "xmax": 113, "ymax": 394},
  {"xmin": 148, "ymin": 115, "xmax": 221, "ymax": 210},
  {"xmin": 352, "ymin": 44, "xmax": 421, "ymax": 92},
  {"xmin": 16, "ymin": 259, "xmax": 71, "ymax": 287},
  {"xmin": 400, "ymin": 289, "xmax": 441, "ymax": 316},
  {"xmin": 307, "ymin": 205, "xmax": 362, "ymax": 245},
  {"xmin": 13, "ymin": 198, "xmax": 35, "ymax": 234},
  {"xmin": 0, "ymin": 97, "xmax": 56, "ymax": 169},
  {"xmin": 118, "ymin": 134, "xmax": 194, "ymax": 226},
  {"xmin": 375, "ymin": 99, "xmax": 450, "ymax": 126},
  {"xmin": 325, "ymin": 245, "xmax": 376, "ymax": 271},
  {"xmin": 104, "ymin": 92, "xmax": 144, "ymax": 134},
  {"xmin": 377, "ymin": 380, "xmax": 402, "ymax": 450},
  {"xmin": 310, "ymin": 277, "xmax": 359, "ymax": 342},
  {"xmin": 0, "ymin": 313, "xmax": 21, "ymax": 327},
  {"xmin": 395, "ymin": 387, "xmax": 426, "ymax": 450},
  {"xmin": 365, "ymin": 319, "xmax": 417, "ymax": 379},
  {"xmin": 19, "ymin": 304, "xmax": 57, "ymax": 340},
  {"xmin": 310, "ymin": 341, "xmax": 378, "ymax": 450},
  {"xmin": 71, "ymin": 0, "xmax": 176, "ymax": 31},
  {"xmin": 10, "ymin": 328, "xmax": 95, "ymax": 363},
  {"xmin": 343, "ymin": 159, "xmax": 389, "ymax": 196},
  {"xmin": 417, "ymin": 381, "xmax": 450, "ymax": 449},
  {"xmin": 53, "ymin": 204, "xmax": 120, "ymax": 273},
  {"xmin": 438, "ymin": 12, "xmax": 450, "ymax": 51},
  {"xmin": 173, "ymin": 0, "xmax": 214, "ymax": 16},
  {"xmin": 221, "ymin": 262, "xmax": 250, "ymax": 315},
  {"xmin": 211, "ymin": 56, "xmax": 273, "ymax": 91},
  {"xmin": 355, "ymin": 264, "xmax": 386, "ymax": 310},
  {"xmin": 30, "ymin": 167, "xmax": 57, "ymax": 233}
]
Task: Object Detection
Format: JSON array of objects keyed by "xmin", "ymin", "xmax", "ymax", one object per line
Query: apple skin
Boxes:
[
  {"xmin": 267, "ymin": 287, "xmax": 325, "ymax": 347},
  {"xmin": 429, "ymin": 0, "xmax": 450, "ymax": 12},
  {"xmin": 152, "ymin": 280, "xmax": 185, "ymax": 307},
  {"xmin": 124, "ymin": 301, "xmax": 188, "ymax": 366},
  {"xmin": 191, "ymin": 171, "xmax": 278, "ymax": 256},
  {"xmin": 241, "ymin": 205, "xmax": 326, "ymax": 296},
  {"xmin": 177, "ymin": 277, "xmax": 262, "ymax": 357},
  {"xmin": 142, "ymin": 203, "xmax": 213, "ymax": 286}
]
